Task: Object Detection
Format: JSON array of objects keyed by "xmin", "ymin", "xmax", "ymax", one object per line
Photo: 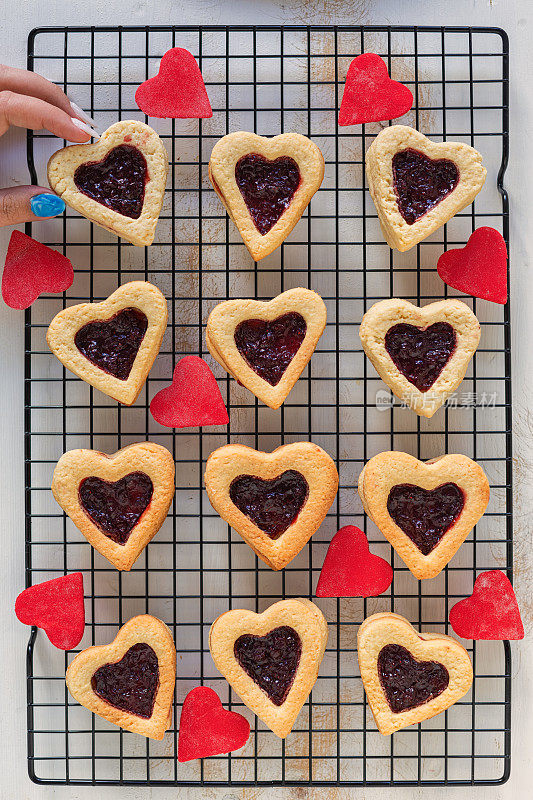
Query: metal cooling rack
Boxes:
[{"xmin": 24, "ymin": 25, "xmax": 511, "ymax": 787}]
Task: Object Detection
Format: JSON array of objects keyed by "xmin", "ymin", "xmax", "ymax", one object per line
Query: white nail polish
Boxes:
[
  {"xmin": 71, "ymin": 117, "xmax": 100, "ymax": 139},
  {"xmin": 69, "ymin": 100, "xmax": 101, "ymax": 131}
]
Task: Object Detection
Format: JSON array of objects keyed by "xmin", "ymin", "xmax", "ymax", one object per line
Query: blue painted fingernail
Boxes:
[{"xmin": 30, "ymin": 193, "xmax": 66, "ymax": 218}]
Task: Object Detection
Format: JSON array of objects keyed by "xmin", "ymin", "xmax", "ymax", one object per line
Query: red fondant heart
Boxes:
[
  {"xmin": 338, "ymin": 53, "xmax": 413, "ymax": 126},
  {"xmin": 316, "ymin": 525, "xmax": 393, "ymax": 597},
  {"xmin": 150, "ymin": 355, "xmax": 229, "ymax": 428},
  {"xmin": 178, "ymin": 686, "xmax": 250, "ymax": 762},
  {"xmin": 2, "ymin": 230, "xmax": 74, "ymax": 310},
  {"xmin": 15, "ymin": 573, "xmax": 85, "ymax": 650},
  {"xmin": 449, "ymin": 570, "xmax": 523, "ymax": 640},
  {"xmin": 135, "ymin": 47, "xmax": 213, "ymax": 119},
  {"xmin": 437, "ymin": 227, "xmax": 508, "ymax": 304}
]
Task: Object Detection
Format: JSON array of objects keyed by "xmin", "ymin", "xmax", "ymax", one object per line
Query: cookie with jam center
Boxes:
[
  {"xmin": 358, "ymin": 451, "xmax": 490, "ymax": 579},
  {"xmin": 208, "ymin": 131, "xmax": 324, "ymax": 261},
  {"xmin": 359, "ymin": 298, "xmax": 481, "ymax": 418},
  {"xmin": 204, "ymin": 442, "xmax": 338, "ymax": 570},
  {"xmin": 209, "ymin": 599, "xmax": 328, "ymax": 738},
  {"xmin": 66, "ymin": 615, "xmax": 176, "ymax": 740},
  {"xmin": 365, "ymin": 125, "xmax": 486, "ymax": 252},
  {"xmin": 52, "ymin": 442, "xmax": 175, "ymax": 571},
  {"xmin": 357, "ymin": 612, "xmax": 473, "ymax": 735},
  {"xmin": 46, "ymin": 281, "xmax": 168, "ymax": 405},
  {"xmin": 47, "ymin": 120, "xmax": 168, "ymax": 246},
  {"xmin": 206, "ymin": 287, "xmax": 327, "ymax": 409}
]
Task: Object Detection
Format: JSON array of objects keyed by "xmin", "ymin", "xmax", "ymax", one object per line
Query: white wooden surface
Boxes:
[{"xmin": 1, "ymin": 1, "xmax": 532, "ymax": 798}]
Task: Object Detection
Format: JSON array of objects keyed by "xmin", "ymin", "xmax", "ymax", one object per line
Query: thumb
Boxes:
[{"xmin": 0, "ymin": 186, "xmax": 65, "ymax": 227}]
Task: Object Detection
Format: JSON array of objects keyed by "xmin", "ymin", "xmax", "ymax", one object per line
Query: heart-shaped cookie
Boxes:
[
  {"xmin": 150, "ymin": 355, "xmax": 229, "ymax": 428},
  {"xmin": 359, "ymin": 298, "xmax": 481, "ymax": 417},
  {"xmin": 204, "ymin": 442, "xmax": 338, "ymax": 570},
  {"xmin": 365, "ymin": 125, "xmax": 486, "ymax": 251},
  {"xmin": 52, "ymin": 442, "xmax": 175, "ymax": 570},
  {"xmin": 358, "ymin": 612, "xmax": 473, "ymax": 735},
  {"xmin": 358, "ymin": 451, "xmax": 489, "ymax": 579},
  {"xmin": 209, "ymin": 599, "xmax": 328, "ymax": 738},
  {"xmin": 437, "ymin": 227, "xmax": 508, "ymax": 304},
  {"xmin": 315, "ymin": 525, "xmax": 393, "ymax": 597},
  {"xmin": 66, "ymin": 615, "xmax": 176, "ymax": 739},
  {"xmin": 206, "ymin": 288, "xmax": 327, "ymax": 409},
  {"xmin": 177, "ymin": 686, "xmax": 250, "ymax": 761},
  {"xmin": 2, "ymin": 231, "xmax": 74, "ymax": 310},
  {"xmin": 209, "ymin": 132, "xmax": 324, "ymax": 261},
  {"xmin": 46, "ymin": 281, "xmax": 168, "ymax": 405},
  {"xmin": 48, "ymin": 120, "xmax": 168, "ymax": 246},
  {"xmin": 338, "ymin": 53, "xmax": 413, "ymax": 125},
  {"xmin": 135, "ymin": 47, "xmax": 212, "ymax": 119},
  {"xmin": 449, "ymin": 571, "xmax": 524, "ymax": 640},
  {"xmin": 15, "ymin": 573, "xmax": 85, "ymax": 650}
]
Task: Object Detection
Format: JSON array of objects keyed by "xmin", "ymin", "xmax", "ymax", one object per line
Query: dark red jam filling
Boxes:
[
  {"xmin": 378, "ymin": 643, "xmax": 450, "ymax": 713},
  {"xmin": 392, "ymin": 148, "xmax": 459, "ymax": 225},
  {"xmin": 74, "ymin": 144, "xmax": 148, "ymax": 219},
  {"xmin": 234, "ymin": 626, "xmax": 302, "ymax": 706},
  {"xmin": 384, "ymin": 322, "xmax": 457, "ymax": 392},
  {"xmin": 91, "ymin": 643, "xmax": 159, "ymax": 718},
  {"xmin": 79, "ymin": 472, "xmax": 154, "ymax": 545},
  {"xmin": 387, "ymin": 482, "xmax": 465, "ymax": 556},
  {"xmin": 234, "ymin": 312, "xmax": 307, "ymax": 386},
  {"xmin": 235, "ymin": 153, "xmax": 301, "ymax": 235},
  {"xmin": 74, "ymin": 307, "xmax": 148, "ymax": 381},
  {"xmin": 229, "ymin": 470, "xmax": 309, "ymax": 539}
]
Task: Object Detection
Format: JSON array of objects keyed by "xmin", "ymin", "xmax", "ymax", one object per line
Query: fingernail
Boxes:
[
  {"xmin": 30, "ymin": 193, "xmax": 66, "ymax": 218},
  {"xmin": 69, "ymin": 100, "xmax": 101, "ymax": 132},
  {"xmin": 71, "ymin": 117, "xmax": 100, "ymax": 139}
]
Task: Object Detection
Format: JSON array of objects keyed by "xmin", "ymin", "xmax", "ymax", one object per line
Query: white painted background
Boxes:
[{"xmin": 1, "ymin": 1, "xmax": 532, "ymax": 799}]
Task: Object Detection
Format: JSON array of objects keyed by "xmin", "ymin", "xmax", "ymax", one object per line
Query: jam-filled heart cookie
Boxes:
[
  {"xmin": 358, "ymin": 612, "xmax": 473, "ymax": 735},
  {"xmin": 206, "ymin": 288, "xmax": 327, "ymax": 409},
  {"xmin": 359, "ymin": 298, "xmax": 480, "ymax": 417},
  {"xmin": 209, "ymin": 598, "xmax": 328, "ymax": 738},
  {"xmin": 204, "ymin": 442, "xmax": 338, "ymax": 570},
  {"xmin": 66, "ymin": 615, "xmax": 176, "ymax": 739},
  {"xmin": 365, "ymin": 125, "xmax": 486, "ymax": 252},
  {"xmin": 208, "ymin": 132, "xmax": 324, "ymax": 261},
  {"xmin": 52, "ymin": 443, "xmax": 175, "ymax": 571},
  {"xmin": 48, "ymin": 120, "xmax": 168, "ymax": 246},
  {"xmin": 46, "ymin": 281, "xmax": 168, "ymax": 405},
  {"xmin": 358, "ymin": 451, "xmax": 490, "ymax": 579}
]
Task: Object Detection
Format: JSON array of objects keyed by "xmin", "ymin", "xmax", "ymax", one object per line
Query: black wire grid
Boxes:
[{"xmin": 24, "ymin": 25, "xmax": 511, "ymax": 787}]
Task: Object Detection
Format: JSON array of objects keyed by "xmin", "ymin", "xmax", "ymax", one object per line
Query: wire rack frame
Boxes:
[{"xmin": 23, "ymin": 25, "xmax": 511, "ymax": 787}]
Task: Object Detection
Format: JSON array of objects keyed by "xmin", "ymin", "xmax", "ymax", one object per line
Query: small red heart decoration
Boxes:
[
  {"xmin": 178, "ymin": 686, "xmax": 250, "ymax": 762},
  {"xmin": 135, "ymin": 47, "xmax": 213, "ymax": 119},
  {"xmin": 15, "ymin": 573, "xmax": 85, "ymax": 650},
  {"xmin": 2, "ymin": 230, "xmax": 74, "ymax": 310},
  {"xmin": 316, "ymin": 525, "xmax": 393, "ymax": 597},
  {"xmin": 449, "ymin": 570, "xmax": 524, "ymax": 640},
  {"xmin": 150, "ymin": 355, "xmax": 229, "ymax": 428},
  {"xmin": 338, "ymin": 53, "xmax": 413, "ymax": 126},
  {"xmin": 437, "ymin": 227, "xmax": 508, "ymax": 304}
]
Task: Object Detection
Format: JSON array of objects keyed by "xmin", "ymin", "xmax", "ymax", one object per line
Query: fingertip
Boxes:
[
  {"xmin": 68, "ymin": 100, "xmax": 100, "ymax": 131},
  {"xmin": 0, "ymin": 186, "xmax": 65, "ymax": 227},
  {"xmin": 30, "ymin": 193, "xmax": 66, "ymax": 218},
  {"xmin": 69, "ymin": 117, "xmax": 100, "ymax": 141}
]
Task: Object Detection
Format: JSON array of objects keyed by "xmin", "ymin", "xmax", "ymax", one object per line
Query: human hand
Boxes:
[{"xmin": 0, "ymin": 64, "xmax": 100, "ymax": 227}]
